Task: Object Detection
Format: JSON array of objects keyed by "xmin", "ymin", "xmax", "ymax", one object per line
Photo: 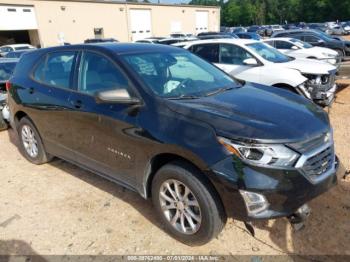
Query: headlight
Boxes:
[
  {"xmin": 326, "ymin": 58, "xmax": 337, "ymax": 65},
  {"xmin": 218, "ymin": 137, "xmax": 299, "ymax": 168}
]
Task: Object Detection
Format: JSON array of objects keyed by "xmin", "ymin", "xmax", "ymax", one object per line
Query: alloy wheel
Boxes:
[
  {"xmin": 21, "ymin": 124, "xmax": 39, "ymax": 158},
  {"xmin": 159, "ymin": 179, "xmax": 201, "ymax": 235}
]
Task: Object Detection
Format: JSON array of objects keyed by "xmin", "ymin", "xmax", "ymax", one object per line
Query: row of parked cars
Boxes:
[
  {"xmin": 223, "ymin": 21, "xmax": 350, "ymax": 37},
  {"xmin": 0, "ymin": 27, "xmax": 344, "ymax": 245}
]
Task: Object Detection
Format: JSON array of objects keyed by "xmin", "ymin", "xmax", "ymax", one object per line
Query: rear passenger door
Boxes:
[
  {"xmin": 68, "ymin": 50, "xmax": 139, "ymax": 185},
  {"xmin": 29, "ymin": 51, "xmax": 78, "ymax": 158}
]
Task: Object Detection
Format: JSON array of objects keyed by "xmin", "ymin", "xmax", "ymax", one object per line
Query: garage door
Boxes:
[
  {"xmin": 195, "ymin": 11, "xmax": 208, "ymax": 34},
  {"xmin": 130, "ymin": 9, "xmax": 152, "ymax": 42},
  {"xmin": 0, "ymin": 5, "xmax": 38, "ymax": 30}
]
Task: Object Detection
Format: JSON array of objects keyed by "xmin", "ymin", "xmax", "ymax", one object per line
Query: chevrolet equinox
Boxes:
[{"xmin": 7, "ymin": 43, "xmax": 339, "ymax": 245}]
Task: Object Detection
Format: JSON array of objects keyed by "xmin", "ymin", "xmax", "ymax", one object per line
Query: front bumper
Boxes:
[
  {"xmin": 313, "ymin": 84, "xmax": 337, "ymax": 106},
  {"xmin": 208, "ymin": 154, "xmax": 339, "ymax": 221}
]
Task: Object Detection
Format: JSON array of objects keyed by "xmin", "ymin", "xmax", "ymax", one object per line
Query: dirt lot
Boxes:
[{"xmin": 0, "ymin": 85, "xmax": 350, "ymax": 257}]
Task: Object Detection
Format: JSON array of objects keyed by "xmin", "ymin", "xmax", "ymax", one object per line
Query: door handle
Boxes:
[
  {"xmin": 73, "ymin": 100, "xmax": 82, "ymax": 109},
  {"xmin": 28, "ymin": 87, "xmax": 34, "ymax": 94}
]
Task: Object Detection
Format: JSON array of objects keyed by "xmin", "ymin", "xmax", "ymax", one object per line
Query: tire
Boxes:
[
  {"xmin": 17, "ymin": 117, "xmax": 52, "ymax": 165},
  {"xmin": 335, "ymin": 49, "xmax": 344, "ymax": 60},
  {"xmin": 151, "ymin": 161, "xmax": 226, "ymax": 246},
  {"xmin": 0, "ymin": 114, "xmax": 8, "ymax": 131}
]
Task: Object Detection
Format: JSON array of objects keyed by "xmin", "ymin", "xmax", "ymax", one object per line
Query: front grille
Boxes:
[{"xmin": 302, "ymin": 147, "xmax": 334, "ymax": 176}]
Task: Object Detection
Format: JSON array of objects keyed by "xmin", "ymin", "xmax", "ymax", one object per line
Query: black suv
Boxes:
[
  {"xmin": 7, "ymin": 43, "xmax": 340, "ymax": 245},
  {"xmin": 272, "ymin": 29, "xmax": 350, "ymax": 58}
]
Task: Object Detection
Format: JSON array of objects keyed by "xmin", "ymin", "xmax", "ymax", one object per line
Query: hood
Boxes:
[
  {"xmin": 309, "ymin": 47, "xmax": 338, "ymax": 57},
  {"xmin": 281, "ymin": 58, "xmax": 336, "ymax": 74},
  {"xmin": 165, "ymin": 83, "xmax": 329, "ymax": 143}
]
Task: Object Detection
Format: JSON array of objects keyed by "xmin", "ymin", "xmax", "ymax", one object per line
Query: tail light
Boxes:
[{"xmin": 5, "ymin": 81, "xmax": 11, "ymax": 91}]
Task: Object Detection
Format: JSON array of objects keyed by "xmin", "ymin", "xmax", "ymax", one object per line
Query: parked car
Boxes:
[
  {"xmin": 236, "ymin": 32, "xmax": 261, "ymax": 41},
  {"xmin": 158, "ymin": 38, "xmax": 189, "ymax": 45},
  {"xmin": 84, "ymin": 38, "xmax": 118, "ymax": 43},
  {"xmin": 4, "ymin": 49, "xmax": 33, "ymax": 58},
  {"xmin": 231, "ymin": 27, "xmax": 247, "ymax": 34},
  {"xmin": 263, "ymin": 38, "xmax": 340, "ymax": 67},
  {"xmin": 0, "ymin": 58, "xmax": 18, "ymax": 130},
  {"xmin": 134, "ymin": 37, "xmax": 166, "ymax": 44},
  {"xmin": 272, "ymin": 29, "xmax": 350, "ymax": 58},
  {"xmin": 197, "ymin": 33, "xmax": 238, "ymax": 40},
  {"xmin": 265, "ymin": 25, "xmax": 284, "ymax": 37},
  {"xmin": 0, "ymin": 58, "xmax": 18, "ymax": 92},
  {"xmin": 308, "ymin": 23, "xmax": 332, "ymax": 34},
  {"xmin": 0, "ymin": 44, "xmax": 35, "ymax": 57},
  {"xmin": 341, "ymin": 22, "xmax": 350, "ymax": 34},
  {"xmin": 7, "ymin": 43, "xmax": 339, "ymax": 245},
  {"xmin": 247, "ymin": 25, "xmax": 265, "ymax": 36},
  {"xmin": 183, "ymin": 39, "xmax": 337, "ymax": 106},
  {"xmin": 329, "ymin": 25, "xmax": 346, "ymax": 35}
]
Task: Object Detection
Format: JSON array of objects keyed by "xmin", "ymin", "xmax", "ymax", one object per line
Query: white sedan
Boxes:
[
  {"xmin": 263, "ymin": 37, "xmax": 340, "ymax": 67},
  {"xmin": 180, "ymin": 38, "xmax": 337, "ymax": 106}
]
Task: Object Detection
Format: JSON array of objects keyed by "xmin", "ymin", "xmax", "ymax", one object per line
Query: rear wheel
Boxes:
[
  {"xmin": 18, "ymin": 117, "xmax": 52, "ymax": 164},
  {"xmin": 151, "ymin": 162, "xmax": 226, "ymax": 246}
]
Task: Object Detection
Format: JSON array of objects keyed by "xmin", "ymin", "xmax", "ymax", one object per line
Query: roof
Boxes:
[{"xmin": 30, "ymin": 42, "xmax": 186, "ymax": 55}]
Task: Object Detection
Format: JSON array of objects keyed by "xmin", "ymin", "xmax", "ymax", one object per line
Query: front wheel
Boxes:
[{"xmin": 151, "ymin": 162, "xmax": 226, "ymax": 246}]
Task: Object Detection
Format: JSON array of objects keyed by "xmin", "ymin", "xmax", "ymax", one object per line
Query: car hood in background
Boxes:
[
  {"xmin": 166, "ymin": 83, "xmax": 329, "ymax": 143},
  {"xmin": 281, "ymin": 58, "xmax": 336, "ymax": 74},
  {"xmin": 309, "ymin": 46, "xmax": 338, "ymax": 57}
]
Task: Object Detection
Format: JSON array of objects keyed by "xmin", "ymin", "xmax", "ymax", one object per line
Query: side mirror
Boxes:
[
  {"xmin": 95, "ymin": 88, "xmax": 141, "ymax": 105},
  {"xmin": 243, "ymin": 58, "xmax": 258, "ymax": 66},
  {"xmin": 291, "ymin": 45, "xmax": 299, "ymax": 50}
]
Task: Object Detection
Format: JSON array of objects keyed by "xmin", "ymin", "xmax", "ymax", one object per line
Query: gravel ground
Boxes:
[{"xmin": 0, "ymin": 86, "xmax": 349, "ymax": 257}]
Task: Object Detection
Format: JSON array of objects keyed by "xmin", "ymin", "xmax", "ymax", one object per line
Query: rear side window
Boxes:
[
  {"xmin": 33, "ymin": 51, "xmax": 76, "ymax": 89},
  {"xmin": 78, "ymin": 51, "xmax": 129, "ymax": 95},
  {"xmin": 303, "ymin": 35, "xmax": 320, "ymax": 43},
  {"xmin": 191, "ymin": 44, "xmax": 219, "ymax": 63},
  {"xmin": 264, "ymin": 40, "xmax": 275, "ymax": 47},
  {"xmin": 275, "ymin": 41, "xmax": 294, "ymax": 49}
]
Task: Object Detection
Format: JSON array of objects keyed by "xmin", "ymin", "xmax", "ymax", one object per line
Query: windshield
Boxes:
[
  {"xmin": 0, "ymin": 62, "xmax": 16, "ymax": 81},
  {"xmin": 290, "ymin": 38, "xmax": 313, "ymax": 48},
  {"xmin": 246, "ymin": 42, "xmax": 293, "ymax": 63},
  {"xmin": 122, "ymin": 51, "xmax": 240, "ymax": 98}
]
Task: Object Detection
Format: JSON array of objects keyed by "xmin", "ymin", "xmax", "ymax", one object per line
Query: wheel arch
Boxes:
[{"xmin": 272, "ymin": 83, "xmax": 298, "ymax": 93}]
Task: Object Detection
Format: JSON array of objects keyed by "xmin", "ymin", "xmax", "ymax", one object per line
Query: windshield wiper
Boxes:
[
  {"xmin": 167, "ymin": 94, "xmax": 200, "ymax": 100},
  {"xmin": 204, "ymin": 86, "xmax": 234, "ymax": 97}
]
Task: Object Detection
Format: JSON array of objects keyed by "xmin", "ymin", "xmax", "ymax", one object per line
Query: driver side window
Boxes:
[{"xmin": 78, "ymin": 51, "xmax": 128, "ymax": 95}]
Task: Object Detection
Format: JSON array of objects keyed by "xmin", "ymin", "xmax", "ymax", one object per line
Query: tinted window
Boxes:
[
  {"xmin": 78, "ymin": 51, "xmax": 128, "ymax": 95},
  {"xmin": 33, "ymin": 51, "xmax": 76, "ymax": 89},
  {"xmin": 275, "ymin": 41, "xmax": 294, "ymax": 49},
  {"xmin": 264, "ymin": 40, "xmax": 275, "ymax": 47},
  {"xmin": 191, "ymin": 44, "xmax": 219, "ymax": 63},
  {"xmin": 219, "ymin": 44, "xmax": 253, "ymax": 65},
  {"xmin": 303, "ymin": 35, "xmax": 320, "ymax": 43},
  {"xmin": 14, "ymin": 46, "xmax": 30, "ymax": 51}
]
